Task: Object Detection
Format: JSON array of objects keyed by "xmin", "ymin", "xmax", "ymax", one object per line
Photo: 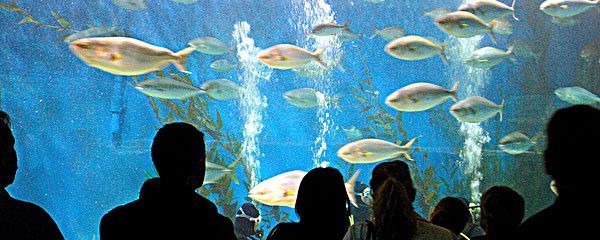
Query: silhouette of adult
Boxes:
[
  {"xmin": 472, "ymin": 186, "xmax": 524, "ymax": 240},
  {"xmin": 100, "ymin": 122, "xmax": 236, "ymax": 239},
  {"xmin": 344, "ymin": 161, "xmax": 455, "ymax": 240},
  {"xmin": 266, "ymin": 167, "xmax": 351, "ymax": 240},
  {"xmin": 518, "ymin": 105, "xmax": 600, "ymax": 239},
  {"xmin": 430, "ymin": 197, "xmax": 470, "ymax": 239},
  {"xmin": 0, "ymin": 111, "xmax": 64, "ymax": 240}
]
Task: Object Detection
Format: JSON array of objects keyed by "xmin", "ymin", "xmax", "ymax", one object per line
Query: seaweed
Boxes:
[{"xmin": 0, "ymin": 1, "xmax": 75, "ymax": 32}]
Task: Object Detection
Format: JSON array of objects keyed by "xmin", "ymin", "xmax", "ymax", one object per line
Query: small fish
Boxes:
[
  {"xmin": 311, "ymin": 21, "xmax": 352, "ymax": 37},
  {"xmin": 112, "ymin": 0, "xmax": 147, "ymax": 10},
  {"xmin": 511, "ymin": 40, "xmax": 539, "ymax": 59},
  {"xmin": 554, "ymin": 86, "xmax": 600, "ymax": 105},
  {"xmin": 170, "ymin": 0, "xmax": 199, "ymax": 4},
  {"xmin": 498, "ymin": 131, "xmax": 536, "ymax": 155},
  {"xmin": 369, "ymin": 26, "xmax": 406, "ymax": 41},
  {"xmin": 465, "ymin": 46, "xmax": 514, "ymax": 69},
  {"xmin": 450, "ymin": 96, "xmax": 504, "ymax": 123},
  {"xmin": 209, "ymin": 59, "xmax": 237, "ymax": 73},
  {"xmin": 423, "ymin": 8, "xmax": 452, "ymax": 20},
  {"xmin": 135, "ymin": 77, "xmax": 202, "ymax": 99},
  {"xmin": 551, "ymin": 16, "xmax": 580, "ymax": 26},
  {"xmin": 188, "ymin": 37, "xmax": 230, "ymax": 55},
  {"xmin": 257, "ymin": 44, "xmax": 328, "ymax": 70},
  {"xmin": 384, "ymin": 35, "xmax": 447, "ymax": 63},
  {"xmin": 204, "ymin": 161, "xmax": 239, "ymax": 185},
  {"xmin": 493, "ymin": 19, "xmax": 513, "ymax": 35},
  {"xmin": 62, "ymin": 27, "xmax": 120, "ymax": 43},
  {"xmin": 283, "ymin": 88, "xmax": 336, "ymax": 108},
  {"xmin": 540, "ymin": 0, "xmax": 598, "ymax": 18},
  {"xmin": 342, "ymin": 126, "xmax": 363, "ymax": 140},
  {"xmin": 364, "ymin": 0, "xmax": 386, "ymax": 3},
  {"xmin": 580, "ymin": 35, "xmax": 599, "ymax": 61},
  {"xmin": 70, "ymin": 37, "xmax": 195, "ymax": 76},
  {"xmin": 337, "ymin": 138, "xmax": 417, "ymax": 163},
  {"xmin": 199, "ymin": 79, "xmax": 241, "ymax": 100},
  {"xmin": 458, "ymin": 0, "xmax": 518, "ymax": 22},
  {"xmin": 248, "ymin": 170, "xmax": 360, "ymax": 208},
  {"xmin": 292, "ymin": 66, "xmax": 327, "ymax": 78},
  {"xmin": 338, "ymin": 29, "xmax": 362, "ymax": 43},
  {"xmin": 435, "ymin": 11, "xmax": 499, "ymax": 43},
  {"xmin": 385, "ymin": 82, "xmax": 459, "ymax": 112}
]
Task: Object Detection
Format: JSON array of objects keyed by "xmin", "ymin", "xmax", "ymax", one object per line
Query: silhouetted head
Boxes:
[
  {"xmin": 545, "ymin": 105, "xmax": 600, "ymax": 195},
  {"xmin": 370, "ymin": 161, "xmax": 416, "ymax": 240},
  {"xmin": 480, "ymin": 186, "xmax": 524, "ymax": 238},
  {"xmin": 295, "ymin": 167, "xmax": 350, "ymax": 239},
  {"xmin": 151, "ymin": 123, "xmax": 205, "ymax": 188},
  {"xmin": 430, "ymin": 197, "xmax": 470, "ymax": 235},
  {"xmin": 0, "ymin": 111, "xmax": 17, "ymax": 189}
]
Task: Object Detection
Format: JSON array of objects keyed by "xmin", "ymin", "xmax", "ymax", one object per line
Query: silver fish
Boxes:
[
  {"xmin": 135, "ymin": 77, "xmax": 202, "ymax": 99},
  {"xmin": 170, "ymin": 0, "xmax": 199, "ymax": 4},
  {"xmin": 283, "ymin": 88, "xmax": 336, "ymax": 108},
  {"xmin": 311, "ymin": 21, "xmax": 351, "ymax": 37},
  {"xmin": 435, "ymin": 11, "xmax": 498, "ymax": 43},
  {"xmin": 551, "ymin": 16, "xmax": 580, "ymax": 26},
  {"xmin": 540, "ymin": 0, "xmax": 599, "ymax": 18},
  {"xmin": 338, "ymin": 29, "xmax": 362, "ymax": 43},
  {"xmin": 493, "ymin": 19, "xmax": 513, "ymax": 35},
  {"xmin": 423, "ymin": 8, "xmax": 452, "ymax": 20},
  {"xmin": 385, "ymin": 82, "xmax": 459, "ymax": 112},
  {"xmin": 384, "ymin": 35, "xmax": 447, "ymax": 62},
  {"xmin": 199, "ymin": 79, "xmax": 241, "ymax": 100},
  {"xmin": 112, "ymin": 0, "xmax": 146, "ymax": 10},
  {"xmin": 554, "ymin": 87, "xmax": 600, "ymax": 105},
  {"xmin": 209, "ymin": 59, "xmax": 237, "ymax": 73},
  {"xmin": 458, "ymin": 0, "xmax": 518, "ymax": 22},
  {"xmin": 257, "ymin": 44, "xmax": 327, "ymax": 70},
  {"xmin": 337, "ymin": 138, "xmax": 417, "ymax": 163},
  {"xmin": 342, "ymin": 126, "xmax": 363, "ymax": 140},
  {"xmin": 498, "ymin": 131, "xmax": 536, "ymax": 155},
  {"xmin": 369, "ymin": 26, "xmax": 406, "ymax": 41},
  {"xmin": 465, "ymin": 46, "xmax": 514, "ymax": 69},
  {"xmin": 189, "ymin": 37, "xmax": 230, "ymax": 55},
  {"xmin": 450, "ymin": 96, "xmax": 504, "ymax": 123}
]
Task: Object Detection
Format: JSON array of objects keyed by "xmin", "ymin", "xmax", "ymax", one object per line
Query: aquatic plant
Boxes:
[{"xmin": 1, "ymin": 1, "xmax": 75, "ymax": 32}]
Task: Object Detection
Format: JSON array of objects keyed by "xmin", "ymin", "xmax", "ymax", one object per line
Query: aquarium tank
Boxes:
[{"xmin": 1, "ymin": 0, "xmax": 598, "ymax": 239}]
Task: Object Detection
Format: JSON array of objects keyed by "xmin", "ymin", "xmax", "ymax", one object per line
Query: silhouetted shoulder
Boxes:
[
  {"xmin": 517, "ymin": 204, "xmax": 559, "ymax": 239},
  {"xmin": 266, "ymin": 222, "xmax": 305, "ymax": 240},
  {"xmin": 0, "ymin": 196, "xmax": 63, "ymax": 239},
  {"xmin": 415, "ymin": 220, "xmax": 457, "ymax": 240}
]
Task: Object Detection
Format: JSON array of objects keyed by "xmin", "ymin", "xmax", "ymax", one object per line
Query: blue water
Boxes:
[{"xmin": 1, "ymin": 0, "xmax": 598, "ymax": 239}]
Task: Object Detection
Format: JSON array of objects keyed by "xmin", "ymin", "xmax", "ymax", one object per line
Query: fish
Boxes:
[
  {"xmin": 342, "ymin": 126, "xmax": 363, "ymax": 140},
  {"xmin": 257, "ymin": 44, "xmax": 328, "ymax": 70},
  {"xmin": 112, "ymin": 0, "xmax": 146, "ymax": 10},
  {"xmin": 292, "ymin": 66, "xmax": 327, "ymax": 78},
  {"xmin": 364, "ymin": 0, "xmax": 386, "ymax": 3},
  {"xmin": 493, "ymin": 18, "xmax": 513, "ymax": 35},
  {"xmin": 554, "ymin": 86, "xmax": 600, "ymax": 105},
  {"xmin": 498, "ymin": 131, "xmax": 536, "ymax": 155},
  {"xmin": 188, "ymin": 37, "xmax": 230, "ymax": 55},
  {"xmin": 62, "ymin": 27, "xmax": 120, "ymax": 43},
  {"xmin": 338, "ymin": 29, "xmax": 362, "ymax": 43},
  {"xmin": 134, "ymin": 77, "xmax": 202, "ymax": 99},
  {"xmin": 311, "ymin": 21, "xmax": 352, "ymax": 37},
  {"xmin": 248, "ymin": 170, "xmax": 361, "ymax": 208},
  {"xmin": 435, "ymin": 11, "xmax": 498, "ymax": 43},
  {"xmin": 384, "ymin": 35, "xmax": 447, "ymax": 63},
  {"xmin": 203, "ymin": 160, "xmax": 240, "ymax": 185},
  {"xmin": 70, "ymin": 37, "xmax": 195, "ymax": 76},
  {"xmin": 540, "ymin": 0, "xmax": 598, "ymax": 18},
  {"xmin": 283, "ymin": 88, "xmax": 336, "ymax": 108},
  {"xmin": 450, "ymin": 96, "xmax": 504, "ymax": 123},
  {"xmin": 551, "ymin": 16, "xmax": 580, "ymax": 26},
  {"xmin": 464, "ymin": 46, "xmax": 514, "ymax": 69},
  {"xmin": 423, "ymin": 8, "xmax": 452, "ymax": 20},
  {"xmin": 337, "ymin": 138, "xmax": 417, "ymax": 163},
  {"xmin": 209, "ymin": 59, "xmax": 237, "ymax": 73},
  {"xmin": 199, "ymin": 79, "xmax": 241, "ymax": 100},
  {"xmin": 385, "ymin": 82, "xmax": 459, "ymax": 112},
  {"xmin": 369, "ymin": 26, "xmax": 406, "ymax": 41},
  {"xmin": 170, "ymin": 0, "xmax": 199, "ymax": 4},
  {"xmin": 580, "ymin": 36, "xmax": 600, "ymax": 61},
  {"xmin": 457, "ymin": 0, "xmax": 518, "ymax": 22}
]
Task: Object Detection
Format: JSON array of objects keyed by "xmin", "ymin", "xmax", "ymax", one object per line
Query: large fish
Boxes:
[
  {"xmin": 210, "ymin": 59, "xmax": 237, "ymax": 73},
  {"xmin": 384, "ymin": 36, "xmax": 447, "ymax": 63},
  {"xmin": 70, "ymin": 37, "xmax": 195, "ymax": 76},
  {"xmin": 134, "ymin": 77, "xmax": 202, "ymax": 99},
  {"xmin": 283, "ymin": 88, "xmax": 336, "ymax": 108},
  {"xmin": 465, "ymin": 46, "xmax": 514, "ymax": 69},
  {"xmin": 257, "ymin": 44, "xmax": 328, "ymax": 70},
  {"xmin": 337, "ymin": 138, "xmax": 417, "ymax": 163},
  {"xmin": 203, "ymin": 160, "xmax": 240, "ymax": 185},
  {"xmin": 369, "ymin": 26, "xmax": 406, "ymax": 41},
  {"xmin": 385, "ymin": 82, "xmax": 459, "ymax": 112},
  {"xmin": 540, "ymin": 0, "xmax": 599, "ymax": 18},
  {"xmin": 458, "ymin": 0, "xmax": 518, "ymax": 22},
  {"xmin": 199, "ymin": 79, "xmax": 241, "ymax": 101},
  {"xmin": 435, "ymin": 11, "xmax": 498, "ymax": 43},
  {"xmin": 188, "ymin": 37, "xmax": 230, "ymax": 55},
  {"xmin": 554, "ymin": 86, "xmax": 600, "ymax": 105},
  {"xmin": 450, "ymin": 96, "xmax": 504, "ymax": 123},
  {"xmin": 311, "ymin": 21, "xmax": 352, "ymax": 37},
  {"xmin": 248, "ymin": 170, "xmax": 361, "ymax": 208},
  {"xmin": 498, "ymin": 131, "xmax": 536, "ymax": 155}
]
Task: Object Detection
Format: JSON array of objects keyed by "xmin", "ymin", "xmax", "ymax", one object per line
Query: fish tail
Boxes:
[
  {"xmin": 488, "ymin": 20, "xmax": 498, "ymax": 44},
  {"xmin": 346, "ymin": 169, "xmax": 361, "ymax": 208},
  {"xmin": 368, "ymin": 27, "xmax": 378, "ymax": 39},
  {"xmin": 450, "ymin": 81, "xmax": 459, "ymax": 102},
  {"xmin": 343, "ymin": 20, "xmax": 352, "ymax": 30},
  {"xmin": 313, "ymin": 48, "xmax": 329, "ymax": 70},
  {"xmin": 440, "ymin": 41, "xmax": 449, "ymax": 64},
  {"xmin": 402, "ymin": 138, "xmax": 417, "ymax": 162},
  {"xmin": 511, "ymin": 0, "xmax": 519, "ymax": 21},
  {"xmin": 173, "ymin": 47, "xmax": 196, "ymax": 74}
]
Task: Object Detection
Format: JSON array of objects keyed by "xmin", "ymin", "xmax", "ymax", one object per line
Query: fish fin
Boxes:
[
  {"xmin": 173, "ymin": 47, "xmax": 196, "ymax": 74},
  {"xmin": 313, "ymin": 48, "xmax": 329, "ymax": 70},
  {"xmin": 343, "ymin": 20, "xmax": 352, "ymax": 30},
  {"xmin": 284, "ymin": 190, "xmax": 296, "ymax": 197},
  {"xmin": 346, "ymin": 169, "xmax": 361, "ymax": 208},
  {"xmin": 499, "ymin": 100, "xmax": 505, "ymax": 121},
  {"xmin": 369, "ymin": 27, "xmax": 379, "ymax": 39},
  {"xmin": 560, "ymin": 5, "xmax": 568, "ymax": 9},
  {"xmin": 450, "ymin": 81, "xmax": 459, "ymax": 102},
  {"xmin": 400, "ymin": 138, "xmax": 417, "ymax": 162},
  {"xmin": 511, "ymin": 0, "xmax": 519, "ymax": 21},
  {"xmin": 111, "ymin": 53, "xmax": 122, "ymax": 61},
  {"xmin": 440, "ymin": 41, "xmax": 449, "ymax": 64},
  {"xmin": 403, "ymin": 152, "xmax": 415, "ymax": 162},
  {"xmin": 488, "ymin": 20, "xmax": 498, "ymax": 44}
]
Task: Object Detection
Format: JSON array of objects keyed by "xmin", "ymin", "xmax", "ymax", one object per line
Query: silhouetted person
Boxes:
[
  {"xmin": 235, "ymin": 203, "xmax": 263, "ymax": 240},
  {"xmin": 458, "ymin": 197, "xmax": 484, "ymax": 239},
  {"xmin": 100, "ymin": 123, "xmax": 236, "ymax": 239},
  {"xmin": 472, "ymin": 186, "xmax": 524, "ymax": 240},
  {"xmin": 266, "ymin": 167, "xmax": 351, "ymax": 240},
  {"xmin": 0, "ymin": 111, "xmax": 64, "ymax": 239},
  {"xmin": 518, "ymin": 105, "xmax": 600, "ymax": 239},
  {"xmin": 430, "ymin": 197, "xmax": 470, "ymax": 239},
  {"xmin": 344, "ymin": 161, "xmax": 455, "ymax": 240}
]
